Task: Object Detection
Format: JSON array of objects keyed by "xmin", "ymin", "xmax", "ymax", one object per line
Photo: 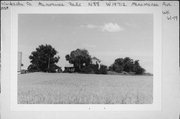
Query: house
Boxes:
[
  {"xmin": 92, "ymin": 57, "xmax": 101, "ymax": 64},
  {"xmin": 64, "ymin": 63, "xmax": 75, "ymax": 73},
  {"xmin": 91, "ymin": 57, "xmax": 101, "ymax": 69}
]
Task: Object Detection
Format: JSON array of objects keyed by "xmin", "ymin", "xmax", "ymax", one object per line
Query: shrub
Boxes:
[
  {"xmin": 134, "ymin": 66, "xmax": 145, "ymax": 75},
  {"xmin": 98, "ymin": 65, "xmax": 108, "ymax": 74},
  {"xmin": 81, "ymin": 65, "xmax": 94, "ymax": 74},
  {"xmin": 27, "ymin": 64, "xmax": 40, "ymax": 72},
  {"xmin": 81, "ymin": 64, "xmax": 107, "ymax": 74},
  {"xmin": 89, "ymin": 64, "xmax": 99, "ymax": 74},
  {"xmin": 114, "ymin": 65, "xmax": 123, "ymax": 73}
]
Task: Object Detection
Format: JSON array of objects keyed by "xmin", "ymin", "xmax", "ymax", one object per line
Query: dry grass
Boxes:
[{"xmin": 18, "ymin": 73, "xmax": 153, "ymax": 104}]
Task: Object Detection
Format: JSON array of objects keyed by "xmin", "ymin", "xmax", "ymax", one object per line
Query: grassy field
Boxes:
[{"xmin": 18, "ymin": 73, "xmax": 153, "ymax": 104}]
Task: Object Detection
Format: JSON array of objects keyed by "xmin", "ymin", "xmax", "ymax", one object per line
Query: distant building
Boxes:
[
  {"xmin": 18, "ymin": 52, "xmax": 22, "ymax": 73},
  {"xmin": 92, "ymin": 57, "xmax": 101, "ymax": 64},
  {"xmin": 64, "ymin": 63, "xmax": 75, "ymax": 73},
  {"xmin": 91, "ymin": 57, "xmax": 101, "ymax": 69}
]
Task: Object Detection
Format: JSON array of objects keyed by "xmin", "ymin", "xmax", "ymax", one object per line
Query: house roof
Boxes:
[
  {"xmin": 65, "ymin": 63, "xmax": 74, "ymax": 67},
  {"xmin": 92, "ymin": 57, "xmax": 101, "ymax": 63}
]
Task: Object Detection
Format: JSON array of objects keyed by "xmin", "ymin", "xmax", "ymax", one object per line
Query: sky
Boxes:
[{"xmin": 18, "ymin": 14, "xmax": 153, "ymax": 73}]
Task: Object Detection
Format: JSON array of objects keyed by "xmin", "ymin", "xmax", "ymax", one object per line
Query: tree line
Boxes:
[{"xmin": 27, "ymin": 44, "xmax": 146, "ymax": 75}]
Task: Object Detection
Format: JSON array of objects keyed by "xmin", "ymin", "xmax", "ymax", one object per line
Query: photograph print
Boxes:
[{"xmin": 18, "ymin": 14, "xmax": 153, "ymax": 104}]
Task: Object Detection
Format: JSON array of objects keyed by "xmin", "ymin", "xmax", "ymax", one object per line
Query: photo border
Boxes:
[{"xmin": 10, "ymin": 7, "xmax": 162, "ymax": 111}]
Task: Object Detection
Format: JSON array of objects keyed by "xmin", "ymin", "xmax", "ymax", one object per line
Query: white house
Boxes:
[
  {"xmin": 91, "ymin": 57, "xmax": 101, "ymax": 69},
  {"xmin": 64, "ymin": 63, "xmax": 75, "ymax": 72}
]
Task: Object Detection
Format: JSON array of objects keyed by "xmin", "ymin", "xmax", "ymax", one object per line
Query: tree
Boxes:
[
  {"xmin": 65, "ymin": 49, "xmax": 91, "ymax": 72},
  {"xmin": 133, "ymin": 60, "xmax": 145, "ymax": 74},
  {"xmin": 28, "ymin": 44, "xmax": 60, "ymax": 72},
  {"xmin": 109, "ymin": 58, "xmax": 124, "ymax": 73},
  {"xmin": 98, "ymin": 65, "xmax": 108, "ymax": 74},
  {"xmin": 109, "ymin": 57, "xmax": 145, "ymax": 75},
  {"xmin": 122, "ymin": 57, "xmax": 134, "ymax": 72}
]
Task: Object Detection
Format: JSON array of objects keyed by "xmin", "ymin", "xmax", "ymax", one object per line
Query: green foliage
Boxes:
[
  {"xmin": 65, "ymin": 49, "xmax": 108, "ymax": 74},
  {"xmin": 65, "ymin": 49, "xmax": 91, "ymax": 72},
  {"xmin": 28, "ymin": 44, "xmax": 60, "ymax": 73},
  {"xmin": 63, "ymin": 67, "xmax": 75, "ymax": 73},
  {"xmin": 28, "ymin": 64, "xmax": 39, "ymax": 72},
  {"xmin": 110, "ymin": 57, "xmax": 145, "ymax": 75},
  {"xmin": 115, "ymin": 66, "xmax": 124, "ymax": 73},
  {"xmin": 134, "ymin": 66, "xmax": 145, "ymax": 75},
  {"xmin": 81, "ymin": 65, "xmax": 94, "ymax": 74},
  {"xmin": 81, "ymin": 64, "xmax": 108, "ymax": 74},
  {"xmin": 83, "ymin": 64, "xmax": 99, "ymax": 73},
  {"xmin": 98, "ymin": 65, "xmax": 108, "ymax": 74},
  {"xmin": 109, "ymin": 58, "xmax": 124, "ymax": 73}
]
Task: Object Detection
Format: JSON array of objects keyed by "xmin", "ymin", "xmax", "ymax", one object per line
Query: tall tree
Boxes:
[
  {"xmin": 28, "ymin": 44, "xmax": 60, "ymax": 72},
  {"xmin": 65, "ymin": 49, "xmax": 91, "ymax": 72},
  {"xmin": 109, "ymin": 58, "xmax": 124, "ymax": 73},
  {"xmin": 122, "ymin": 57, "xmax": 134, "ymax": 72}
]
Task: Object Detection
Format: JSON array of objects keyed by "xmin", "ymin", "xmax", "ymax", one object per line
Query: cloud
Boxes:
[
  {"xmin": 102, "ymin": 23, "xmax": 123, "ymax": 32},
  {"xmin": 81, "ymin": 23, "xmax": 124, "ymax": 32},
  {"xmin": 86, "ymin": 24, "xmax": 97, "ymax": 29}
]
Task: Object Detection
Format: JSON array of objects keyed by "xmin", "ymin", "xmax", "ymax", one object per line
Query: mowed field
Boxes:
[{"xmin": 18, "ymin": 73, "xmax": 153, "ymax": 104}]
